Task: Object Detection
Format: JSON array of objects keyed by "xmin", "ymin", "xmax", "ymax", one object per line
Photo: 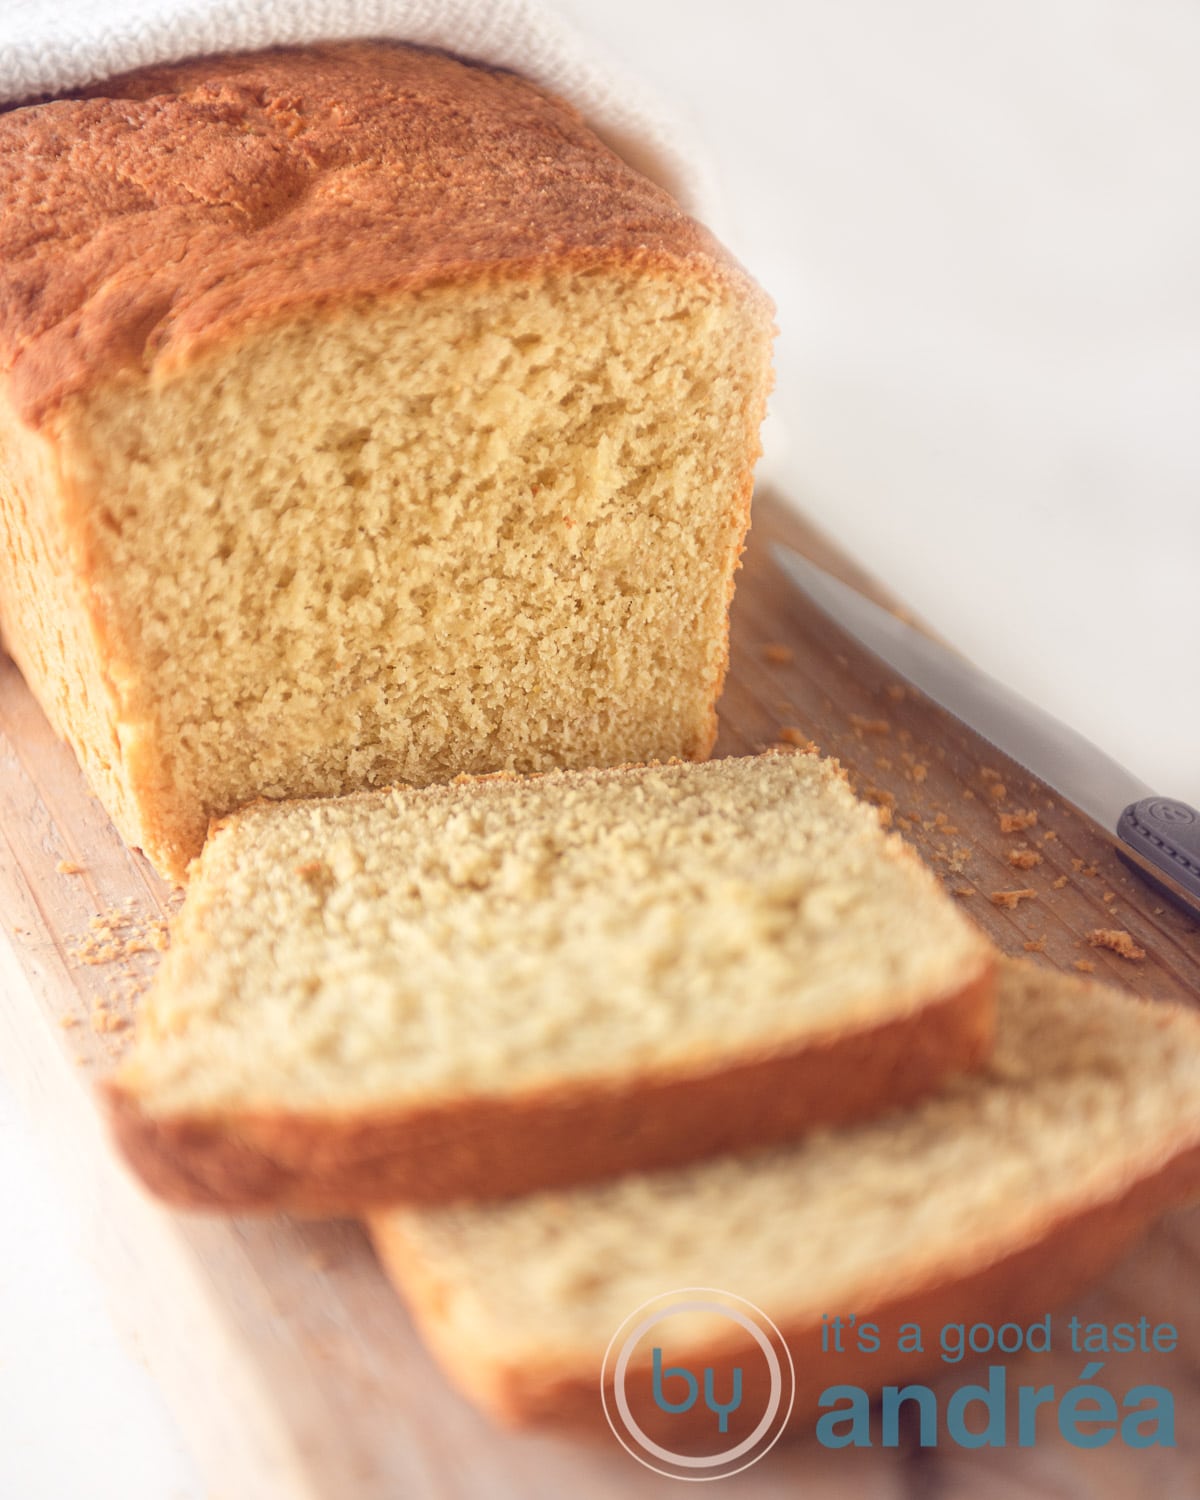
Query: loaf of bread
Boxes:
[
  {"xmin": 104, "ymin": 752, "xmax": 994, "ymax": 1211},
  {"xmin": 370, "ymin": 959, "xmax": 1200, "ymax": 1431},
  {"xmin": 0, "ymin": 42, "xmax": 774, "ymax": 881}
]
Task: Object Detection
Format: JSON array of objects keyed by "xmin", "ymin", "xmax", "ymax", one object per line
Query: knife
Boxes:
[{"xmin": 771, "ymin": 543, "xmax": 1200, "ymax": 921}]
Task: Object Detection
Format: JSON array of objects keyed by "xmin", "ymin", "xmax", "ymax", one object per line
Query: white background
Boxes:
[
  {"xmin": 556, "ymin": 0, "xmax": 1200, "ymax": 806},
  {"xmin": 2, "ymin": 3, "xmax": 1197, "ymax": 1496}
]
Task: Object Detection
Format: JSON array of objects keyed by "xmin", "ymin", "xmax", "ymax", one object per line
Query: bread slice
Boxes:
[
  {"xmin": 0, "ymin": 42, "xmax": 773, "ymax": 882},
  {"xmin": 370, "ymin": 960, "xmax": 1200, "ymax": 1434},
  {"xmin": 104, "ymin": 752, "xmax": 994, "ymax": 1211}
]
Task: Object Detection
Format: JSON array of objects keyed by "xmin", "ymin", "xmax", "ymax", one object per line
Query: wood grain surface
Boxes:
[{"xmin": 0, "ymin": 490, "xmax": 1197, "ymax": 1499}]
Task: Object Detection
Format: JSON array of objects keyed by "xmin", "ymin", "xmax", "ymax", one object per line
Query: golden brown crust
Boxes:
[
  {"xmin": 372, "ymin": 1134, "xmax": 1200, "ymax": 1435},
  {"xmin": 101, "ymin": 958, "xmax": 995, "ymax": 1213},
  {"xmin": 0, "ymin": 41, "xmax": 767, "ymax": 430}
]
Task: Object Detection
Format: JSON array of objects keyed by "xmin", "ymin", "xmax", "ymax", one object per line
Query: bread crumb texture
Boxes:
[
  {"xmin": 115, "ymin": 754, "xmax": 987, "ymax": 1115},
  {"xmin": 69, "ymin": 910, "xmax": 170, "ymax": 966},
  {"xmin": 989, "ymin": 888, "xmax": 1037, "ymax": 909},
  {"xmin": 0, "ymin": 43, "xmax": 774, "ymax": 880},
  {"xmin": 999, "ymin": 810, "xmax": 1038, "ymax": 833},
  {"xmin": 1088, "ymin": 929, "xmax": 1147, "ymax": 961},
  {"xmin": 376, "ymin": 961, "xmax": 1200, "ymax": 1369},
  {"xmin": 776, "ymin": 726, "xmax": 818, "ymax": 752}
]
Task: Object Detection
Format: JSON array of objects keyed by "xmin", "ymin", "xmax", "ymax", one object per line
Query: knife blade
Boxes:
[{"xmin": 771, "ymin": 542, "xmax": 1200, "ymax": 920}]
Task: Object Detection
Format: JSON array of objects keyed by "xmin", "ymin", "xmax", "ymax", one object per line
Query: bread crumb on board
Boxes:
[
  {"xmin": 775, "ymin": 726, "xmax": 819, "ymax": 753},
  {"xmin": 989, "ymin": 783, "xmax": 1008, "ymax": 801},
  {"xmin": 55, "ymin": 859, "xmax": 86, "ymax": 875},
  {"xmin": 1023, "ymin": 937, "xmax": 1048, "ymax": 953},
  {"xmin": 999, "ymin": 810, "xmax": 1038, "ymax": 833},
  {"xmin": 761, "ymin": 642, "xmax": 794, "ymax": 666},
  {"xmin": 91, "ymin": 1003, "xmax": 130, "ymax": 1035},
  {"xmin": 69, "ymin": 911, "xmax": 170, "ymax": 966},
  {"xmin": 1052, "ymin": 875, "xmax": 1069, "ymax": 890},
  {"xmin": 64, "ymin": 909, "xmax": 175, "ymax": 1055},
  {"xmin": 952, "ymin": 886, "xmax": 977, "ymax": 898},
  {"xmin": 990, "ymin": 889, "xmax": 1038, "ymax": 909},
  {"xmin": 849, "ymin": 714, "xmax": 891, "ymax": 736},
  {"xmin": 1007, "ymin": 849, "xmax": 1043, "ymax": 870},
  {"xmin": 1074, "ymin": 960, "xmax": 1097, "ymax": 973},
  {"xmin": 1088, "ymin": 929, "xmax": 1147, "ymax": 961}
]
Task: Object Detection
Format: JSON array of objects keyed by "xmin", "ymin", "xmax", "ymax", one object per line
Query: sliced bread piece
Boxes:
[
  {"xmin": 370, "ymin": 960, "xmax": 1200, "ymax": 1434},
  {"xmin": 104, "ymin": 752, "xmax": 994, "ymax": 1212}
]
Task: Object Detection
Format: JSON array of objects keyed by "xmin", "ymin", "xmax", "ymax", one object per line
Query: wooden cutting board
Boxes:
[{"xmin": 1, "ymin": 489, "xmax": 1197, "ymax": 1500}]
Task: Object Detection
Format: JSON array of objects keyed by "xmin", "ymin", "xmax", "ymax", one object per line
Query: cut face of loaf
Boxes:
[
  {"xmin": 104, "ymin": 753, "xmax": 995, "ymax": 1211},
  {"xmin": 0, "ymin": 42, "xmax": 775, "ymax": 881},
  {"xmin": 370, "ymin": 960, "xmax": 1200, "ymax": 1434}
]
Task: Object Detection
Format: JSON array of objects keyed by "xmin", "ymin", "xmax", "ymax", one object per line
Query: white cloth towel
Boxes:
[{"xmin": 0, "ymin": 0, "xmax": 717, "ymax": 219}]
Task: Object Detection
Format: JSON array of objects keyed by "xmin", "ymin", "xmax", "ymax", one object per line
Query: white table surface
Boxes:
[{"xmin": 2, "ymin": 3, "xmax": 1197, "ymax": 1496}]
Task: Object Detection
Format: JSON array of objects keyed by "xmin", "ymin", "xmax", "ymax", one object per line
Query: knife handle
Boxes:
[{"xmin": 1116, "ymin": 798, "xmax": 1200, "ymax": 916}]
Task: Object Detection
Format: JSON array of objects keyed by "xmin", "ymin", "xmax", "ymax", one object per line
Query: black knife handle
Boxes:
[{"xmin": 1116, "ymin": 798, "xmax": 1200, "ymax": 915}]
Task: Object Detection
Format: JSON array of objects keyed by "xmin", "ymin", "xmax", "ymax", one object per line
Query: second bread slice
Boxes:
[
  {"xmin": 105, "ymin": 752, "xmax": 994, "ymax": 1211},
  {"xmin": 370, "ymin": 960, "xmax": 1200, "ymax": 1433}
]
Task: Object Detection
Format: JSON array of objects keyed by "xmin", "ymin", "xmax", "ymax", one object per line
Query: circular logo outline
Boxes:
[{"xmin": 600, "ymin": 1286, "xmax": 796, "ymax": 1482}]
